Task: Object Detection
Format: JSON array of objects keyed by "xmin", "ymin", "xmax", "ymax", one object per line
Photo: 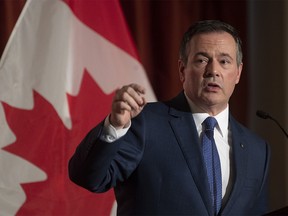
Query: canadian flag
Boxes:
[{"xmin": 0, "ymin": 0, "xmax": 155, "ymax": 215}]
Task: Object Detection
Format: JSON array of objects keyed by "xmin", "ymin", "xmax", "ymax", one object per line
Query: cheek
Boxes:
[
  {"xmin": 184, "ymin": 76, "xmax": 202, "ymax": 93},
  {"xmin": 233, "ymin": 75, "xmax": 241, "ymax": 85},
  {"xmin": 233, "ymin": 68, "xmax": 242, "ymax": 84},
  {"xmin": 226, "ymin": 72, "xmax": 241, "ymax": 86},
  {"xmin": 181, "ymin": 68, "xmax": 204, "ymax": 90},
  {"xmin": 223, "ymin": 80, "xmax": 237, "ymax": 96}
]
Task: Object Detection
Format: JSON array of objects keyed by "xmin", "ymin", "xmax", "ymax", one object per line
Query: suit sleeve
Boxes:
[{"xmin": 68, "ymin": 116, "xmax": 146, "ymax": 193}]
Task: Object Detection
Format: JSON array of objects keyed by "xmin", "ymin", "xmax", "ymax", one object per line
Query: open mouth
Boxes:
[
  {"xmin": 208, "ymin": 82, "xmax": 220, "ymax": 88},
  {"xmin": 205, "ymin": 82, "xmax": 221, "ymax": 91}
]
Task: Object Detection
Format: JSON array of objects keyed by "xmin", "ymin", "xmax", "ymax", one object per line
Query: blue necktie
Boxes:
[{"xmin": 202, "ymin": 117, "xmax": 222, "ymax": 215}]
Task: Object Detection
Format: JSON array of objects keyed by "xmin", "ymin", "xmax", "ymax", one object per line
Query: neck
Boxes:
[{"xmin": 184, "ymin": 93, "xmax": 228, "ymax": 116}]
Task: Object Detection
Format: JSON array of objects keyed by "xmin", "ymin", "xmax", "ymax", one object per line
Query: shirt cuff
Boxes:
[{"xmin": 100, "ymin": 115, "xmax": 131, "ymax": 143}]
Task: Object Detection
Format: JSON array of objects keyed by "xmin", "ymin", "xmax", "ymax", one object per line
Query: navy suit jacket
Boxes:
[{"xmin": 69, "ymin": 92, "xmax": 270, "ymax": 215}]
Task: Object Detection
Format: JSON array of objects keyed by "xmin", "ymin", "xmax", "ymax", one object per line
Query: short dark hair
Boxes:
[{"xmin": 179, "ymin": 20, "xmax": 243, "ymax": 66}]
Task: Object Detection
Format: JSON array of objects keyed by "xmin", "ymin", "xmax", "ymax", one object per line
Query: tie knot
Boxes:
[{"xmin": 203, "ymin": 116, "xmax": 217, "ymax": 131}]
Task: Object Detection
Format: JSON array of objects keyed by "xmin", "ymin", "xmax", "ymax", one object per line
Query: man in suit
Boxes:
[{"xmin": 69, "ymin": 20, "xmax": 270, "ymax": 215}]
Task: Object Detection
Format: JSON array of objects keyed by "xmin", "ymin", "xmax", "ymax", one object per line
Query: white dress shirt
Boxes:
[{"xmin": 185, "ymin": 95, "xmax": 233, "ymax": 202}]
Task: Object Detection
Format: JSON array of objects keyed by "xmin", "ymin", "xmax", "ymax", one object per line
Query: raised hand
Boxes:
[{"xmin": 109, "ymin": 83, "xmax": 146, "ymax": 129}]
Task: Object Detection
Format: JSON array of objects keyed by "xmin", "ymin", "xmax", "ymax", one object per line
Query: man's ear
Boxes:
[
  {"xmin": 235, "ymin": 62, "xmax": 243, "ymax": 84},
  {"xmin": 178, "ymin": 59, "xmax": 185, "ymax": 83}
]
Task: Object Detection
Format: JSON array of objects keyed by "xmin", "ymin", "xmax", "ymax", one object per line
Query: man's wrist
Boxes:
[{"xmin": 101, "ymin": 115, "xmax": 131, "ymax": 142}]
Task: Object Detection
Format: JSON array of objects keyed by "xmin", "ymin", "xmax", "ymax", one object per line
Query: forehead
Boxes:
[{"xmin": 189, "ymin": 32, "xmax": 237, "ymax": 55}]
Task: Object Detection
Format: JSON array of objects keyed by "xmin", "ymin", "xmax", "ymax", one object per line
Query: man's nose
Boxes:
[{"xmin": 205, "ymin": 60, "xmax": 220, "ymax": 77}]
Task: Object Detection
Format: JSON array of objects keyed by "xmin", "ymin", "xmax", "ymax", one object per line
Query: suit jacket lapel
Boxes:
[
  {"xmin": 221, "ymin": 115, "xmax": 248, "ymax": 213},
  {"xmin": 166, "ymin": 92, "xmax": 213, "ymax": 215}
]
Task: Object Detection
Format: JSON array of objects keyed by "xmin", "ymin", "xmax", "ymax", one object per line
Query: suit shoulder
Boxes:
[
  {"xmin": 142, "ymin": 101, "xmax": 169, "ymax": 114},
  {"xmin": 142, "ymin": 92, "xmax": 191, "ymax": 114}
]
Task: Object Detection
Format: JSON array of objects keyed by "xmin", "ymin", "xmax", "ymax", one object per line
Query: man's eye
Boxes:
[
  {"xmin": 196, "ymin": 59, "xmax": 208, "ymax": 64},
  {"xmin": 220, "ymin": 59, "xmax": 231, "ymax": 64}
]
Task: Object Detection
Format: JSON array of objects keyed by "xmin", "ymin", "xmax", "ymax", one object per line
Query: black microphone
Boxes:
[{"xmin": 256, "ymin": 110, "xmax": 288, "ymax": 139}]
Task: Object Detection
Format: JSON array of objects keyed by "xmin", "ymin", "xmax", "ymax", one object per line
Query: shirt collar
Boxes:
[{"xmin": 184, "ymin": 92, "xmax": 229, "ymax": 138}]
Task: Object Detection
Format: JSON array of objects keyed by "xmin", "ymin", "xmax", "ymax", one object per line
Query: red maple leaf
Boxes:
[{"xmin": 2, "ymin": 70, "xmax": 116, "ymax": 215}]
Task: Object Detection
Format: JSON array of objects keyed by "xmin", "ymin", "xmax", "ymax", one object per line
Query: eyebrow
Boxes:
[{"xmin": 195, "ymin": 52, "xmax": 233, "ymax": 60}]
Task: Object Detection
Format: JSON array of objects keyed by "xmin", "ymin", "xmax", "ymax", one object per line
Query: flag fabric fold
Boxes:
[{"xmin": 0, "ymin": 0, "xmax": 155, "ymax": 214}]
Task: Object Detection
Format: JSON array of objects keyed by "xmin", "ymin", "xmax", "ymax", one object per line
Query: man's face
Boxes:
[{"xmin": 178, "ymin": 32, "xmax": 243, "ymax": 114}]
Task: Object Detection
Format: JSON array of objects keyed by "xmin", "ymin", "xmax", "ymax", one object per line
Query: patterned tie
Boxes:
[{"xmin": 202, "ymin": 117, "xmax": 222, "ymax": 215}]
